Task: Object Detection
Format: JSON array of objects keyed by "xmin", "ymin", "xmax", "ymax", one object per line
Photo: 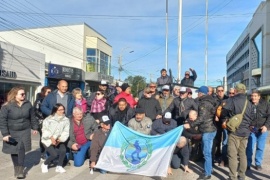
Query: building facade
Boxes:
[
  {"xmin": 0, "ymin": 23, "xmax": 113, "ymax": 93},
  {"xmin": 0, "ymin": 41, "xmax": 45, "ymax": 105},
  {"xmin": 226, "ymin": 0, "xmax": 270, "ymax": 100}
]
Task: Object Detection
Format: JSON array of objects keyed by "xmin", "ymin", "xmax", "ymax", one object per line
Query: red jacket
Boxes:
[{"xmin": 113, "ymin": 92, "xmax": 137, "ymax": 108}]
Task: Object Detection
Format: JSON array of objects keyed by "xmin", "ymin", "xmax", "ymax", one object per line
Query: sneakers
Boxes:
[
  {"xmin": 40, "ymin": 154, "xmax": 46, "ymax": 161},
  {"xmin": 41, "ymin": 163, "xmax": 48, "ymax": 173},
  {"xmin": 255, "ymin": 165, "xmax": 262, "ymax": 171},
  {"xmin": 55, "ymin": 166, "xmax": 66, "ymax": 173}
]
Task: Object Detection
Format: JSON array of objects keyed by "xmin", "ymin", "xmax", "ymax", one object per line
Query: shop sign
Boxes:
[
  {"xmin": 0, "ymin": 69, "xmax": 17, "ymax": 78},
  {"xmin": 48, "ymin": 63, "xmax": 82, "ymax": 81}
]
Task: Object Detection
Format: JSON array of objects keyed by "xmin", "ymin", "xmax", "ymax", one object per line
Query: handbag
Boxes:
[{"xmin": 226, "ymin": 99, "xmax": 248, "ymax": 132}]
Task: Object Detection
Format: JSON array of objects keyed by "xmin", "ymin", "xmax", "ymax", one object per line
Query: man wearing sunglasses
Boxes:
[{"xmin": 181, "ymin": 68, "xmax": 197, "ymax": 87}]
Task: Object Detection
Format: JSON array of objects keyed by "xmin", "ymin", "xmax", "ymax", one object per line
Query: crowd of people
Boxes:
[{"xmin": 0, "ymin": 68, "xmax": 269, "ymax": 180}]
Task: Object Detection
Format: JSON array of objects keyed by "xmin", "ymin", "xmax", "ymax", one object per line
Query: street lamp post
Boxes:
[{"xmin": 118, "ymin": 47, "xmax": 134, "ymax": 81}]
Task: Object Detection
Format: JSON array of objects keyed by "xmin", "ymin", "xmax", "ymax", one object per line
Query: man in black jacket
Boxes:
[
  {"xmin": 137, "ymin": 87, "xmax": 162, "ymax": 121},
  {"xmin": 181, "ymin": 68, "xmax": 197, "ymax": 87},
  {"xmin": 184, "ymin": 86, "xmax": 216, "ymax": 180},
  {"xmin": 220, "ymin": 83, "xmax": 253, "ymax": 180},
  {"xmin": 246, "ymin": 89, "xmax": 270, "ymax": 171},
  {"xmin": 166, "ymin": 87, "xmax": 198, "ymax": 126}
]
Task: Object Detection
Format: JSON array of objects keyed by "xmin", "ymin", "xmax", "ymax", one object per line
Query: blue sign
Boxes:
[{"xmin": 48, "ymin": 63, "xmax": 83, "ymax": 81}]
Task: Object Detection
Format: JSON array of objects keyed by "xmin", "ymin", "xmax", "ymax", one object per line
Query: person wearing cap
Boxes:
[
  {"xmin": 184, "ymin": 86, "xmax": 217, "ymax": 180},
  {"xmin": 150, "ymin": 112, "xmax": 177, "ymax": 135},
  {"xmin": 158, "ymin": 85, "xmax": 174, "ymax": 113},
  {"xmin": 220, "ymin": 83, "xmax": 253, "ymax": 180},
  {"xmin": 181, "ymin": 68, "xmax": 197, "ymax": 87},
  {"xmin": 109, "ymin": 98, "xmax": 135, "ymax": 126},
  {"xmin": 186, "ymin": 88, "xmax": 193, "ymax": 99},
  {"xmin": 246, "ymin": 89, "xmax": 270, "ymax": 172},
  {"xmin": 89, "ymin": 115, "xmax": 111, "ymax": 174},
  {"xmin": 113, "ymin": 83, "xmax": 137, "ymax": 108},
  {"xmin": 165, "ymin": 86, "xmax": 198, "ymax": 126},
  {"xmin": 156, "ymin": 68, "xmax": 172, "ymax": 86},
  {"xmin": 137, "ymin": 87, "xmax": 162, "ymax": 121},
  {"xmin": 87, "ymin": 80, "xmax": 108, "ymax": 110},
  {"xmin": 68, "ymin": 107, "xmax": 98, "ymax": 167},
  {"xmin": 128, "ymin": 108, "xmax": 152, "ymax": 135}
]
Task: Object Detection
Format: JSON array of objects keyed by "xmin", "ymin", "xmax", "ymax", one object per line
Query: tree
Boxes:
[{"xmin": 124, "ymin": 75, "xmax": 147, "ymax": 97}]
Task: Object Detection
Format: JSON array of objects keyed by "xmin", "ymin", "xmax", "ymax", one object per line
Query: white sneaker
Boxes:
[
  {"xmin": 55, "ymin": 166, "xmax": 66, "ymax": 173},
  {"xmin": 41, "ymin": 163, "xmax": 48, "ymax": 173}
]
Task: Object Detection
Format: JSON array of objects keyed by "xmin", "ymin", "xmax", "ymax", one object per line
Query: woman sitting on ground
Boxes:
[{"xmin": 41, "ymin": 103, "xmax": 70, "ymax": 173}]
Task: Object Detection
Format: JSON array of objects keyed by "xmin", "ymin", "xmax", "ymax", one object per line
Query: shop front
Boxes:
[
  {"xmin": 0, "ymin": 41, "xmax": 45, "ymax": 106},
  {"xmin": 46, "ymin": 63, "xmax": 85, "ymax": 92}
]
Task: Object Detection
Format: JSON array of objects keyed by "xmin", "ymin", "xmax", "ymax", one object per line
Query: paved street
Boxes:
[{"xmin": 1, "ymin": 132, "xmax": 270, "ymax": 180}]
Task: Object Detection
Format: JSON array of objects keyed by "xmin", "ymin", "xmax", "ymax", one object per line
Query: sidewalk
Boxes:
[{"xmin": 0, "ymin": 133, "xmax": 270, "ymax": 180}]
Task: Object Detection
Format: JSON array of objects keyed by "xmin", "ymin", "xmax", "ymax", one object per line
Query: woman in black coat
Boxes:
[
  {"xmin": 33, "ymin": 86, "xmax": 51, "ymax": 161},
  {"xmin": 0, "ymin": 87, "xmax": 38, "ymax": 179}
]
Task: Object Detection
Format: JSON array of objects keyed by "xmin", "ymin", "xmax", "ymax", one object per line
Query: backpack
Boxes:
[{"xmin": 226, "ymin": 99, "xmax": 248, "ymax": 132}]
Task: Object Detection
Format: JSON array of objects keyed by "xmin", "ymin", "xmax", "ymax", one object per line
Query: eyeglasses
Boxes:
[
  {"xmin": 20, "ymin": 93, "xmax": 25, "ymax": 96},
  {"xmin": 229, "ymin": 92, "xmax": 235, "ymax": 95},
  {"xmin": 217, "ymin": 90, "xmax": 224, "ymax": 92},
  {"xmin": 57, "ymin": 108, "xmax": 65, "ymax": 111}
]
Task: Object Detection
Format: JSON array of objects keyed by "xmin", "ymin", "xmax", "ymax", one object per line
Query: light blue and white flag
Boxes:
[{"xmin": 95, "ymin": 121, "xmax": 183, "ymax": 177}]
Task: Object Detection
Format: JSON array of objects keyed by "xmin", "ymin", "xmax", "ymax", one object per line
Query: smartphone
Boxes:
[{"xmin": 8, "ymin": 137, "xmax": 17, "ymax": 144}]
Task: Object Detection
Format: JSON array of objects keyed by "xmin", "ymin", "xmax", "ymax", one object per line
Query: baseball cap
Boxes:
[
  {"xmin": 197, "ymin": 86, "xmax": 209, "ymax": 94},
  {"xmin": 100, "ymin": 80, "xmax": 108, "ymax": 86},
  {"xmin": 162, "ymin": 85, "xmax": 170, "ymax": 90},
  {"xmin": 235, "ymin": 83, "xmax": 246, "ymax": 91},
  {"xmin": 186, "ymin": 88, "xmax": 192, "ymax": 93},
  {"xmin": 164, "ymin": 112, "xmax": 172, "ymax": 119},
  {"xmin": 180, "ymin": 87, "xmax": 187, "ymax": 93},
  {"xmin": 100, "ymin": 115, "xmax": 111, "ymax": 125},
  {"xmin": 135, "ymin": 108, "xmax": 145, "ymax": 114}
]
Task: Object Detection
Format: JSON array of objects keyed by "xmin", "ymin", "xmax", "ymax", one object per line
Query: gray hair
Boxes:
[{"xmin": 73, "ymin": 107, "xmax": 83, "ymax": 114}]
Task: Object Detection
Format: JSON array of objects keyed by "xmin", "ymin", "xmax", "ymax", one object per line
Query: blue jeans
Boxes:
[
  {"xmin": 73, "ymin": 141, "xmax": 91, "ymax": 167},
  {"xmin": 246, "ymin": 131, "xmax": 268, "ymax": 167},
  {"xmin": 202, "ymin": 131, "xmax": 216, "ymax": 176},
  {"xmin": 221, "ymin": 129, "xmax": 228, "ymax": 161}
]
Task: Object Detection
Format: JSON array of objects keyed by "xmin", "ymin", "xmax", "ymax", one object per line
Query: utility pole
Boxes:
[
  {"xmin": 118, "ymin": 55, "xmax": 123, "ymax": 81},
  {"xmin": 205, "ymin": 0, "xmax": 208, "ymax": 86},
  {"xmin": 177, "ymin": 0, "xmax": 182, "ymax": 83},
  {"xmin": 165, "ymin": 0, "xmax": 168, "ymax": 71}
]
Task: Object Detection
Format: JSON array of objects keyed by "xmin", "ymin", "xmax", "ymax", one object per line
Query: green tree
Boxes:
[{"xmin": 124, "ymin": 75, "xmax": 147, "ymax": 97}]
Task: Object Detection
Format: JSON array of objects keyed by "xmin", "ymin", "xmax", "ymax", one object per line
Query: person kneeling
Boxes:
[
  {"xmin": 89, "ymin": 115, "xmax": 111, "ymax": 174},
  {"xmin": 68, "ymin": 107, "xmax": 98, "ymax": 167},
  {"xmin": 41, "ymin": 103, "xmax": 70, "ymax": 173}
]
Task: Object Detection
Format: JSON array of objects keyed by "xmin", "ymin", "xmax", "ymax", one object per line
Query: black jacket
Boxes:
[
  {"xmin": 250, "ymin": 98, "xmax": 270, "ymax": 129},
  {"xmin": 165, "ymin": 97, "xmax": 198, "ymax": 125},
  {"xmin": 221, "ymin": 93, "xmax": 253, "ymax": 137},
  {"xmin": 150, "ymin": 118, "xmax": 177, "ymax": 135},
  {"xmin": 180, "ymin": 69, "xmax": 197, "ymax": 87},
  {"xmin": 191, "ymin": 95, "xmax": 216, "ymax": 133},
  {"xmin": 109, "ymin": 104, "xmax": 135, "ymax": 126},
  {"xmin": 182, "ymin": 118, "xmax": 201, "ymax": 139},
  {"xmin": 137, "ymin": 97, "xmax": 162, "ymax": 120}
]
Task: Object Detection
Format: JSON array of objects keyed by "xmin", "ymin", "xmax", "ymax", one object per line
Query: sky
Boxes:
[{"xmin": 0, "ymin": 0, "xmax": 263, "ymax": 87}]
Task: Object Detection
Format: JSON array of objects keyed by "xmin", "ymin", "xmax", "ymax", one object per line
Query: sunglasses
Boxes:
[
  {"xmin": 229, "ymin": 92, "xmax": 235, "ymax": 95},
  {"xmin": 149, "ymin": 86, "xmax": 156, "ymax": 88},
  {"xmin": 180, "ymin": 92, "xmax": 186, "ymax": 94},
  {"xmin": 185, "ymin": 74, "xmax": 190, "ymax": 76},
  {"xmin": 20, "ymin": 93, "xmax": 25, "ymax": 96}
]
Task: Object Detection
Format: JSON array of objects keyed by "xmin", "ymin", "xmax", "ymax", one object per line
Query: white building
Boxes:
[
  {"xmin": 226, "ymin": 0, "xmax": 270, "ymax": 100},
  {"xmin": 0, "ymin": 41, "xmax": 45, "ymax": 104},
  {"xmin": 0, "ymin": 23, "xmax": 113, "ymax": 92}
]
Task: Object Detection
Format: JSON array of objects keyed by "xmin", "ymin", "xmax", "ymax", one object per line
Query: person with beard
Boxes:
[
  {"xmin": 158, "ymin": 85, "xmax": 174, "ymax": 113},
  {"xmin": 184, "ymin": 86, "xmax": 217, "ymax": 180},
  {"xmin": 137, "ymin": 87, "xmax": 162, "ymax": 121},
  {"xmin": 114, "ymin": 83, "xmax": 138, "ymax": 108},
  {"xmin": 165, "ymin": 87, "xmax": 198, "ymax": 126},
  {"xmin": 109, "ymin": 98, "xmax": 135, "ymax": 126}
]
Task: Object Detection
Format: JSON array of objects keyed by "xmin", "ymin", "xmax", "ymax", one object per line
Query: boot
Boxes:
[
  {"xmin": 16, "ymin": 166, "xmax": 25, "ymax": 179},
  {"xmin": 14, "ymin": 166, "xmax": 19, "ymax": 177}
]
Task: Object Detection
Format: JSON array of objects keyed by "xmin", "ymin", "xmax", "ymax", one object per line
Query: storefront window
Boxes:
[
  {"xmin": 0, "ymin": 82, "xmax": 37, "ymax": 108},
  {"xmin": 100, "ymin": 51, "xmax": 109, "ymax": 75},
  {"xmin": 86, "ymin": 48, "xmax": 96, "ymax": 72}
]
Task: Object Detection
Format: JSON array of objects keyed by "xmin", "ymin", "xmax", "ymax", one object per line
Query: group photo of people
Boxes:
[{"xmin": 0, "ymin": 68, "xmax": 269, "ymax": 180}]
